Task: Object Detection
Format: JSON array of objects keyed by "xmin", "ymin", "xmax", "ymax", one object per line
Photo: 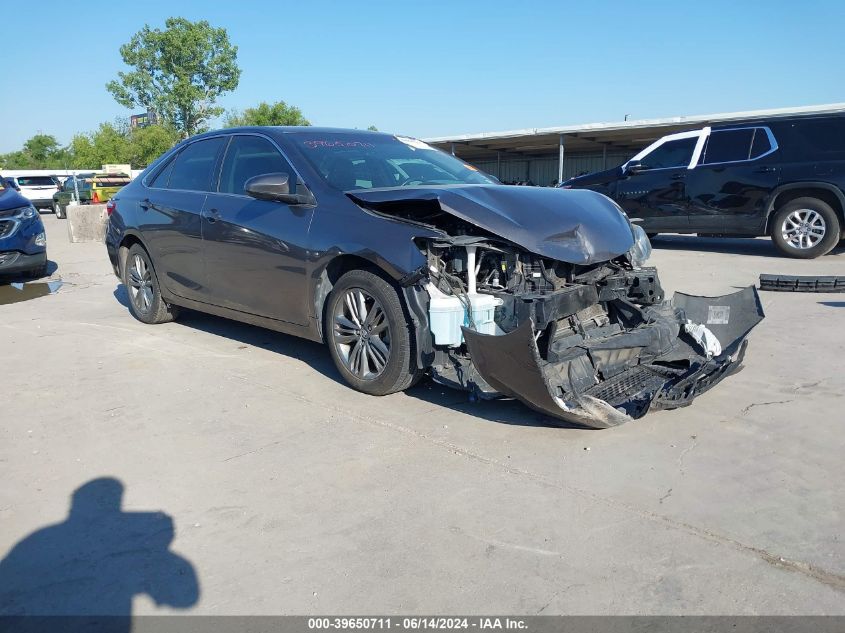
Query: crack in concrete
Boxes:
[
  {"xmin": 741, "ymin": 399, "xmax": 793, "ymax": 415},
  {"xmin": 223, "ymin": 439, "xmax": 286, "ymax": 462},
  {"xmin": 677, "ymin": 436, "xmax": 697, "ymax": 476},
  {"xmin": 449, "ymin": 526, "xmax": 563, "ymax": 558}
]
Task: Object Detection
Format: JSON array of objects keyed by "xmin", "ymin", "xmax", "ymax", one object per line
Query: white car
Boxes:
[{"xmin": 7, "ymin": 176, "xmax": 59, "ymax": 209}]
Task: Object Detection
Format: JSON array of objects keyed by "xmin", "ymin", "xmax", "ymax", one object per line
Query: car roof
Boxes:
[
  {"xmin": 711, "ymin": 112, "xmax": 845, "ymax": 131},
  {"xmin": 190, "ymin": 126, "xmax": 394, "ymax": 141}
]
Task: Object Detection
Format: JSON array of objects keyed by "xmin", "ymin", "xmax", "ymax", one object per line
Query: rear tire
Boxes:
[
  {"xmin": 325, "ymin": 269, "xmax": 419, "ymax": 396},
  {"xmin": 54, "ymin": 202, "xmax": 66, "ymax": 219},
  {"xmin": 770, "ymin": 197, "xmax": 840, "ymax": 259},
  {"xmin": 122, "ymin": 243, "xmax": 179, "ymax": 324}
]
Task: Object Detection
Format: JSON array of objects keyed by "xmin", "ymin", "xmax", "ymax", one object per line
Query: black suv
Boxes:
[{"xmin": 561, "ymin": 114, "xmax": 845, "ymax": 258}]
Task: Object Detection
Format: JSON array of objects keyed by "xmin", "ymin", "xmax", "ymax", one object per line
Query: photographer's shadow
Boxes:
[{"xmin": 0, "ymin": 477, "xmax": 199, "ymax": 625}]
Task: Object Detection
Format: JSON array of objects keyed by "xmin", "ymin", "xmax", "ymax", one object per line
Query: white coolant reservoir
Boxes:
[
  {"xmin": 467, "ymin": 292, "xmax": 498, "ymax": 336},
  {"xmin": 427, "ymin": 283, "xmax": 465, "ymax": 346},
  {"xmin": 426, "ymin": 283, "xmax": 501, "ymax": 347}
]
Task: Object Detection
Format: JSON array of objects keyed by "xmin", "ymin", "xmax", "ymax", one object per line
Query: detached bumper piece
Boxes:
[
  {"xmin": 463, "ymin": 286, "xmax": 764, "ymax": 429},
  {"xmin": 759, "ymin": 274, "xmax": 845, "ymax": 293}
]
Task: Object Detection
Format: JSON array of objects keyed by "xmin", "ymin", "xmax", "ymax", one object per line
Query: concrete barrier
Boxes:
[{"xmin": 66, "ymin": 204, "xmax": 108, "ymax": 243}]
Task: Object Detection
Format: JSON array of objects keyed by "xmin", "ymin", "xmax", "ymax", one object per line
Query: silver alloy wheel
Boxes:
[
  {"xmin": 333, "ymin": 288, "xmax": 391, "ymax": 380},
  {"xmin": 781, "ymin": 208, "xmax": 826, "ymax": 250},
  {"xmin": 127, "ymin": 253, "xmax": 154, "ymax": 313}
]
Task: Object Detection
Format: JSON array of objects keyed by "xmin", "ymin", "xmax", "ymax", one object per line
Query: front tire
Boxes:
[
  {"xmin": 122, "ymin": 243, "xmax": 179, "ymax": 324},
  {"xmin": 53, "ymin": 202, "xmax": 66, "ymax": 219},
  {"xmin": 770, "ymin": 197, "xmax": 840, "ymax": 259},
  {"xmin": 326, "ymin": 269, "xmax": 418, "ymax": 396}
]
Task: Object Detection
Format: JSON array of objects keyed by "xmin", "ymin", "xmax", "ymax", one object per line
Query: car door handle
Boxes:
[
  {"xmin": 139, "ymin": 198, "xmax": 150, "ymax": 210},
  {"xmin": 671, "ymin": 173, "xmax": 687, "ymax": 181},
  {"xmin": 205, "ymin": 208, "xmax": 220, "ymax": 223}
]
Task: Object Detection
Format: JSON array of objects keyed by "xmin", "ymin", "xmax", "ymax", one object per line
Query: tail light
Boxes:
[
  {"xmin": 91, "ymin": 189, "xmax": 101, "ymax": 203},
  {"xmin": 106, "ymin": 200, "xmax": 116, "ymax": 216}
]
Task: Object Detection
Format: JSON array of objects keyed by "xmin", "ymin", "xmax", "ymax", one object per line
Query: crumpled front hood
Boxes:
[{"xmin": 348, "ymin": 184, "xmax": 634, "ymax": 265}]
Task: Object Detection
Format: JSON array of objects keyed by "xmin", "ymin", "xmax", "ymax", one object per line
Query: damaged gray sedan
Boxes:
[{"xmin": 107, "ymin": 128, "xmax": 764, "ymax": 428}]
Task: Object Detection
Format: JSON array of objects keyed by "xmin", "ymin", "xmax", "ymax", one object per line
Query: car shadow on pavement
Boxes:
[
  {"xmin": 404, "ymin": 382, "xmax": 589, "ymax": 429},
  {"xmin": 117, "ymin": 285, "xmax": 351, "ymax": 390},
  {"xmin": 112, "ymin": 285, "xmax": 597, "ymax": 431},
  {"xmin": 0, "ymin": 477, "xmax": 199, "ymax": 628},
  {"xmin": 819, "ymin": 301, "xmax": 845, "ymax": 307},
  {"xmin": 652, "ymin": 235, "xmax": 845, "ymax": 258}
]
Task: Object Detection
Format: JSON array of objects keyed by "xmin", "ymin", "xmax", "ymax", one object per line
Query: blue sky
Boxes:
[{"xmin": 2, "ymin": 0, "xmax": 843, "ymax": 152}]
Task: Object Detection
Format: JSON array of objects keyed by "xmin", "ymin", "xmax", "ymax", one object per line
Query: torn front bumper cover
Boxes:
[{"xmin": 462, "ymin": 286, "xmax": 765, "ymax": 429}]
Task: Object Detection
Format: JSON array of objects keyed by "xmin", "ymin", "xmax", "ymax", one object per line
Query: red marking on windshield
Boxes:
[{"xmin": 303, "ymin": 140, "xmax": 375, "ymax": 149}]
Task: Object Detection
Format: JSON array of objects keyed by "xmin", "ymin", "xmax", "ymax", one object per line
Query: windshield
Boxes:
[{"xmin": 291, "ymin": 133, "xmax": 494, "ymax": 190}]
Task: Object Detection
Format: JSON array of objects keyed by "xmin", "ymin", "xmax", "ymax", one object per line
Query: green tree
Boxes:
[
  {"xmin": 106, "ymin": 17, "xmax": 241, "ymax": 137},
  {"xmin": 0, "ymin": 134, "xmax": 67, "ymax": 169},
  {"xmin": 69, "ymin": 122, "xmax": 131, "ymax": 169},
  {"xmin": 367, "ymin": 125, "xmax": 379, "ymax": 132},
  {"xmin": 23, "ymin": 134, "xmax": 61, "ymax": 165},
  {"xmin": 223, "ymin": 101, "xmax": 310, "ymax": 128},
  {"xmin": 127, "ymin": 124, "xmax": 181, "ymax": 167}
]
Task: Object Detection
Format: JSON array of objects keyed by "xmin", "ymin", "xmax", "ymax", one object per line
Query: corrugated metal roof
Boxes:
[
  {"xmin": 425, "ymin": 103, "xmax": 845, "ymax": 144},
  {"xmin": 426, "ymin": 103, "xmax": 845, "ymax": 161}
]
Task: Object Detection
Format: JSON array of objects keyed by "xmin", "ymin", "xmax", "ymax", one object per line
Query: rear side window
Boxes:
[
  {"xmin": 701, "ymin": 129, "xmax": 755, "ymax": 164},
  {"xmin": 167, "ymin": 138, "xmax": 226, "ymax": 192},
  {"xmin": 749, "ymin": 128, "xmax": 773, "ymax": 159},
  {"xmin": 218, "ymin": 135, "xmax": 294, "ymax": 195},
  {"xmin": 149, "ymin": 157, "xmax": 176, "ymax": 188},
  {"xmin": 641, "ymin": 137, "xmax": 697, "ymax": 169}
]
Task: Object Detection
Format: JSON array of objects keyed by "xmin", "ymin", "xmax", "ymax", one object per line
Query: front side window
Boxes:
[
  {"xmin": 290, "ymin": 133, "xmax": 494, "ymax": 191},
  {"xmin": 167, "ymin": 137, "xmax": 226, "ymax": 192},
  {"xmin": 218, "ymin": 135, "xmax": 294, "ymax": 195},
  {"xmin": 639, "ymin": 137, "xmax": 697, "ymax": 170}
]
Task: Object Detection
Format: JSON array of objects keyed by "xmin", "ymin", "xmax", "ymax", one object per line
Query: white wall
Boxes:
[{"xmin": 1, "ymin": 169, "xmax": 142, "ymax": 179}]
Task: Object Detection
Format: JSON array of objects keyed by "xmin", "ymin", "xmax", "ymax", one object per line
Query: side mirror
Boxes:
[
  {"xmin": 245, "ymin": 173, "xmax": 314, "ymax": 205},
  {"xmin": 624, "ymin": 160, "xmax": 646, "ymax": 175},
  {"xmin": 245, "ymin": 172, "xmax": 291, "ymax": 201}
]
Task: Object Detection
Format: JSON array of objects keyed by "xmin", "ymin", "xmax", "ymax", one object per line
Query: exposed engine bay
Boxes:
[{"xmin": 349, "ymin": 187, "xmax": 765, "ymax": 429}]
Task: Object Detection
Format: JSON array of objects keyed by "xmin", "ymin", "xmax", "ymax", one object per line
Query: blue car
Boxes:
[{"xmin": 0, "ymin": 181, "xmax": 47, "ymax": 278}]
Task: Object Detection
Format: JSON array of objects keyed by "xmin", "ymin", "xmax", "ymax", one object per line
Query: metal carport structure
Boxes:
[{"xmin": 425, "ymin": 103, "xmax": 845, "ymax": 185}]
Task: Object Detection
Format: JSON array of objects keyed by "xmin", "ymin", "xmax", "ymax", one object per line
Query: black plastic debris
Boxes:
[{"xmin": 759, "ymin": 274, "xmax": 845, "ymax": 293}]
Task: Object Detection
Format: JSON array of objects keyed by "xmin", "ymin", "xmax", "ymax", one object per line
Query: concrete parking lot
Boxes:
[{"xmin": 1, "ymin": 213, "xmax": 843, "ymax": 615}]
